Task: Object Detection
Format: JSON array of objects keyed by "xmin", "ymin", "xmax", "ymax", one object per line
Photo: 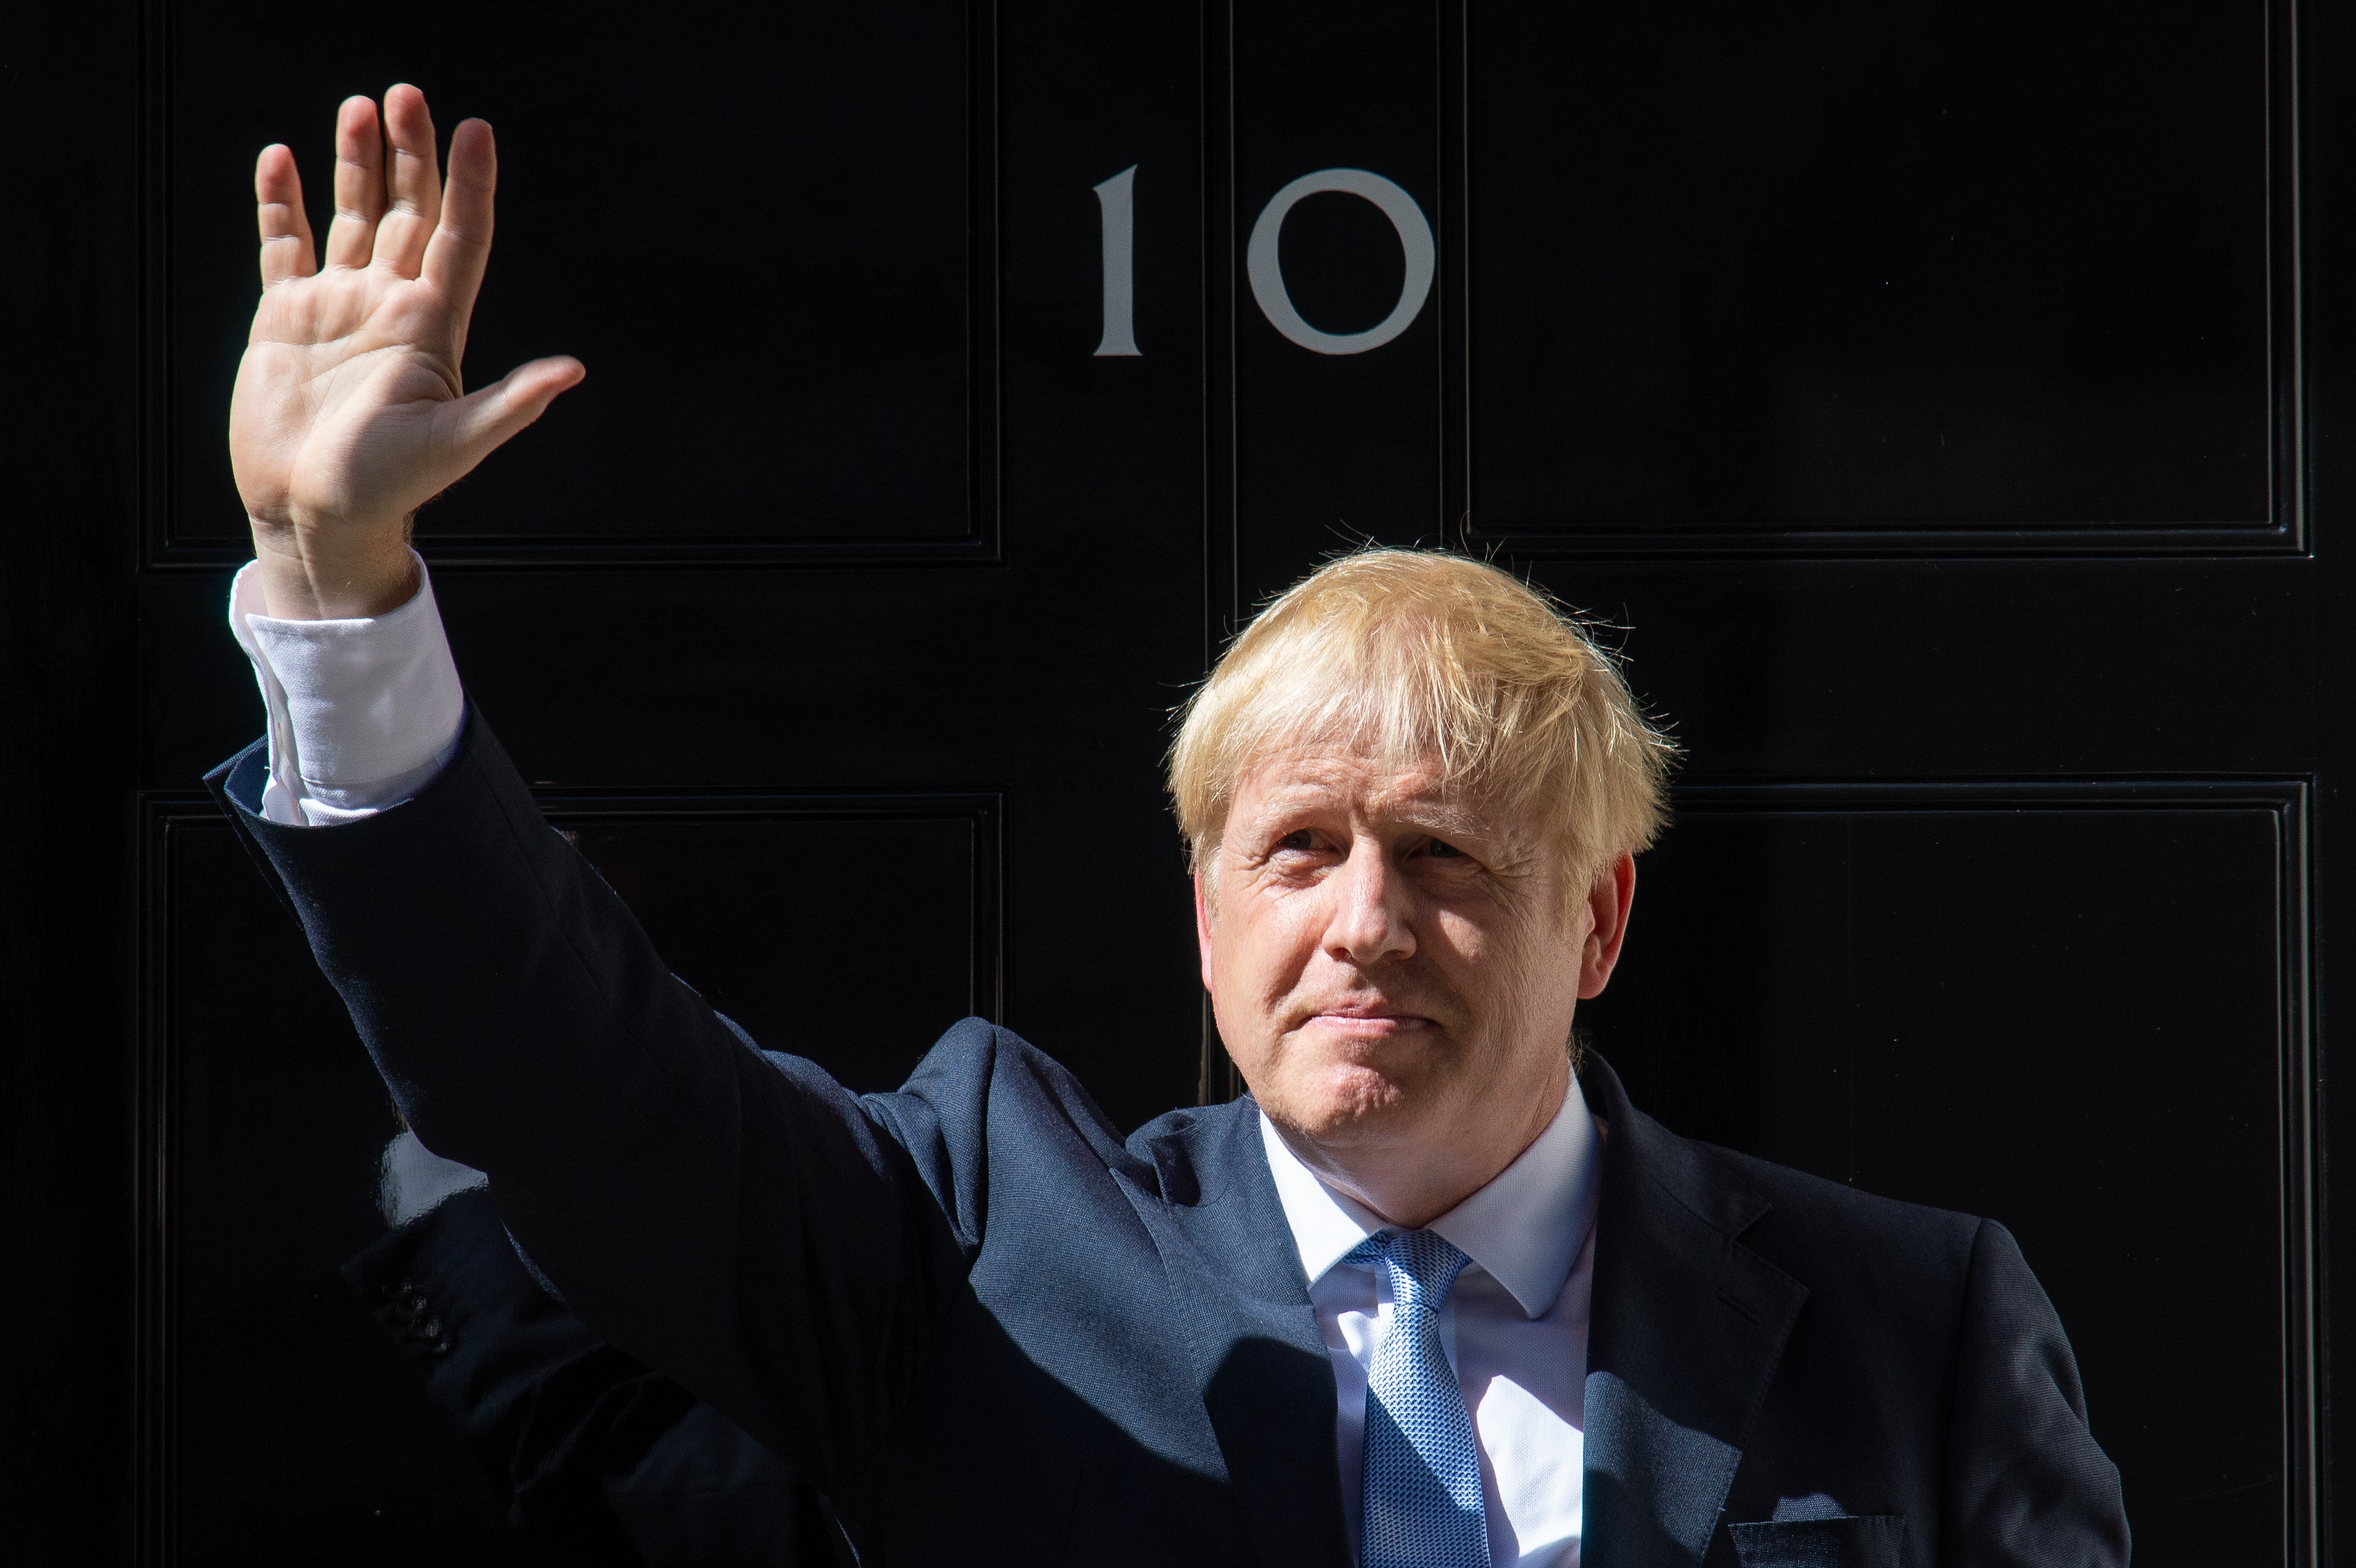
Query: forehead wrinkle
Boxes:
[{"xmin": 1233, "ymin": 745, "xmax": 1436, "ymax": 816}]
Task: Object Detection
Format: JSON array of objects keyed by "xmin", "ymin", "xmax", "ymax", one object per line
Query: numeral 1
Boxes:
[{"xmin": 1094, "ymin": 165, "xmax": 1139, "ymax": 357}]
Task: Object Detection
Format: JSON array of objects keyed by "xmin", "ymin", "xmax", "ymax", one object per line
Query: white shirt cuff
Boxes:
[
  {"xmin": 228, "ymin": 551, "xmax": 467, "ymax": 828},
  {"xmin": 378, "ymin": 1130, "xmax": 489, "ymax": 1228}
]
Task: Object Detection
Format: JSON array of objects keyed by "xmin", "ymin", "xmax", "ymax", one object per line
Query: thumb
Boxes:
[{"xmin": 442, "ymin": 355, "xmax": 585, "ymax": 466}]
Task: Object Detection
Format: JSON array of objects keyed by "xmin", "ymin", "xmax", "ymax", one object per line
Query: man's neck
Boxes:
[{"xmin": 1269, "ymin": 1056, "xmax": 1573, "ymax": 1230}]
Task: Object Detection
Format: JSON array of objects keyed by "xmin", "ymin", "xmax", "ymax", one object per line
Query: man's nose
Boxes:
[{"xmin": 1325, "ymin": 840, "xmax": 1416, "ymax": 966}]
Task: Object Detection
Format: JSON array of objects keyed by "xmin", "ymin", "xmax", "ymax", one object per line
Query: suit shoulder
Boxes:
[
  {"xmin": 888, "ymin": 1018, "xmax": 1126, "ymax": 1147},
  {"xmin": 1688, "ymin": 1135, "xmax": 1986, "ymax": 1275},
  {"xmin": 856, "ymin": 1020, "xmax": 1151, "ymax": 1238}
]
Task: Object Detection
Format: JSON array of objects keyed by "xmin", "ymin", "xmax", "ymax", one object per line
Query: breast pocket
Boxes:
[{"xmin": 1727, "ymin": 1514, "xmax": 1906, "ymax": 1568}]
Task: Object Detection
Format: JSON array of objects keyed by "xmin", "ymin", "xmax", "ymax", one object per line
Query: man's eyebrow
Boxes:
[
  {"xmin": 1248, "ymin": 793, "xmax": 1507, "ymax": 850},
  {"xmin": 1403, "ymin": 810, "xmax": 1510, "ymax": 851}
]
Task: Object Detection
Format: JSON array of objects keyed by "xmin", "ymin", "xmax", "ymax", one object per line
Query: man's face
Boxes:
[{"xmin": 1196, "ymin": 740, "xmax": 1632, "ymax": 1216}]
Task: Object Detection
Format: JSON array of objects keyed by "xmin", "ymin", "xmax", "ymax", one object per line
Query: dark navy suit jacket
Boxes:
[{"xmin": 214, "ymin": 710, "xmax": 2128, "ymax": 1567}]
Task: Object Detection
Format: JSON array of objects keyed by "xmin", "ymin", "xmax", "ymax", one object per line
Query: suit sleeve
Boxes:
[
  {"xmin": 208, "ymin": 708, "xmax": 974, "ymax": 1497},
  {"xmin": 1941, "ymin": 1219, "xmax": 2131, "ymax": 1568}
]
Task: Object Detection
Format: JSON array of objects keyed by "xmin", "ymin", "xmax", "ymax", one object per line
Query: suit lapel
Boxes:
[
  {"xmin": 1579, "ymin": 1056, "xmax": 1809, "ymax": 1566},
  {"xmin": 1130, "ymin": 1100, "xmax": 1354, "ymax": 1568}
]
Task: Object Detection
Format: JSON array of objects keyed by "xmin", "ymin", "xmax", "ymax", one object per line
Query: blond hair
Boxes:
[{"xmin": 1168, "ymin": 549, "xmax": 1676, "ymax": 891}]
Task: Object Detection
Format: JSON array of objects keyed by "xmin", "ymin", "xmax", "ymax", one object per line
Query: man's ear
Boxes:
[
  {"xmin": 1577, "ymin": 852, "xmax": 1637, "ymax": 1000},
  {"xmin": 1194, "ymin": 870, "xmax": 1217, "ymax": 993}
]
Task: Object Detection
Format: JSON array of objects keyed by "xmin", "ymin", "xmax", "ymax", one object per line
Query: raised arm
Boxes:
[
  {"xmin": 231, "ymin": 85, "xmax": 581, "ymax": 619},
  {"xmin": 215, "ymin": 90, "xmax": 980, "ymax": 1501}
]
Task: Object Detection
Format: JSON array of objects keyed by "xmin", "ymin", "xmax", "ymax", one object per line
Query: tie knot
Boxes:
[{"xmin": 1348, "ymin": 1229, "xmax": 1473, "ymax": 1314}]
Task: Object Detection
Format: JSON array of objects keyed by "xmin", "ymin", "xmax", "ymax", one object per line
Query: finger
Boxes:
[
  {"xmin": 438, "ymin": 355, "xmax": 585, "ymax": 471},
  {"xmin": 373, "ymin": 83, "xmax": 441, "ymax": 278},
  {"xmin": 422, "ymin": 118, "xmax": 497, "ymax": 317},
  {"xmin": 254, "ymin": 143, "xmax": 316, "ymax": 285},
  {"xmin": 322, "ymin": 95, "xmax": 385, "ymax": 269}
]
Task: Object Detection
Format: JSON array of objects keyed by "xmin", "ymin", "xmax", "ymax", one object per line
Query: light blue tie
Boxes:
[{"xmin": 1348, "ymin": 1229, "xmax": 1492, "ymax": 1567}]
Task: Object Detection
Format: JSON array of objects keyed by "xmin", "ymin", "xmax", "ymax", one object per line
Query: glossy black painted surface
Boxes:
[{"xmin": 1471, "ymin": 0, "xmax": 2271, "ymax": 533}]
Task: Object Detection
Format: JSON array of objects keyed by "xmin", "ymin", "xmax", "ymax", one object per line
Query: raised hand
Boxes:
[{"xmin": 231, "ymin": 85, "xmax": 583, "ymax": 618}]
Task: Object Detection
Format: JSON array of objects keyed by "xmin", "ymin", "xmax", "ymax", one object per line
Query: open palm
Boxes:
[{"xmin": 231, "ymin": 85, "xmax": 580, "ymax": 616}]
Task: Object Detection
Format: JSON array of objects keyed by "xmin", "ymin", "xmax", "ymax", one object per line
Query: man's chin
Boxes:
[{"xmin": 1273, "ymin": 1061, "xmax": 1427, "ymax": 1145}]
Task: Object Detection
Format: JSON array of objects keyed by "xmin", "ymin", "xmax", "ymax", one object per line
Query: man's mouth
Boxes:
[{"xmin": 1298, "ymin": 1008, "xmax": 1434, "ymax": 1037}]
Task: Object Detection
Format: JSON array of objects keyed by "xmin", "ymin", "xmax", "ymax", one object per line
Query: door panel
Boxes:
[
  {"xmin": 1469, "ymin": 0, "xmax": 2273, "ymax": 538},
  {"xmin": 163, "ymin": 0, "xmax": 990, "ymax": 559}
]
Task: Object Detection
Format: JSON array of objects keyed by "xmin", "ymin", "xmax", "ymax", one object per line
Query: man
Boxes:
[{"xmin": 213, "ymin": 85, "xmax": 2128, "ymax": 1566}]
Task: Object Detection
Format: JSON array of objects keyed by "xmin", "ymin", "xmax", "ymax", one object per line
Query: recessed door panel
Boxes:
[
  {"xmin": 1467, "ymin": 0, "xmax": 2273, "ymax": 546},
  {"xmin": 163, "ymin": 0, "xmax": 983, "ymax": 559}
]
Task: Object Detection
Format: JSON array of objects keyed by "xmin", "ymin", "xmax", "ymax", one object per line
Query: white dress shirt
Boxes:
[
  {"xmin": 226, "ymin": 555, "xmax": 465, "ymax": 827},
  {"xmin": 227, "ymin": 566, "xmax": 1602, "ymax": 1566},
  {"xmin": 1262, "ymin": 1084, "xmax": 1600, "ymax": 1568}
]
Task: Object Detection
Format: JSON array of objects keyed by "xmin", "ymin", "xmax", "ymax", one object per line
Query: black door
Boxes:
[{"xmin": 5, "ymin": 2, "xmax": 2351, "ymax": 1564}]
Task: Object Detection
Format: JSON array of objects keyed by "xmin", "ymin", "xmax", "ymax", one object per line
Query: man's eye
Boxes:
[
  {"xmin": 1276, "ymin": 829, "xmax": 1315, "ymax": 852},
  {"xmin": 1427, "ymin": 838, "xmax": 1465, "ymax": 859}
]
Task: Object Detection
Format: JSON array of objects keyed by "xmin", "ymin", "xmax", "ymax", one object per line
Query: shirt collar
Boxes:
[{"xmin": 1256, "ymin": 1072, "xmax": 1601, "ymax": 1320}]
